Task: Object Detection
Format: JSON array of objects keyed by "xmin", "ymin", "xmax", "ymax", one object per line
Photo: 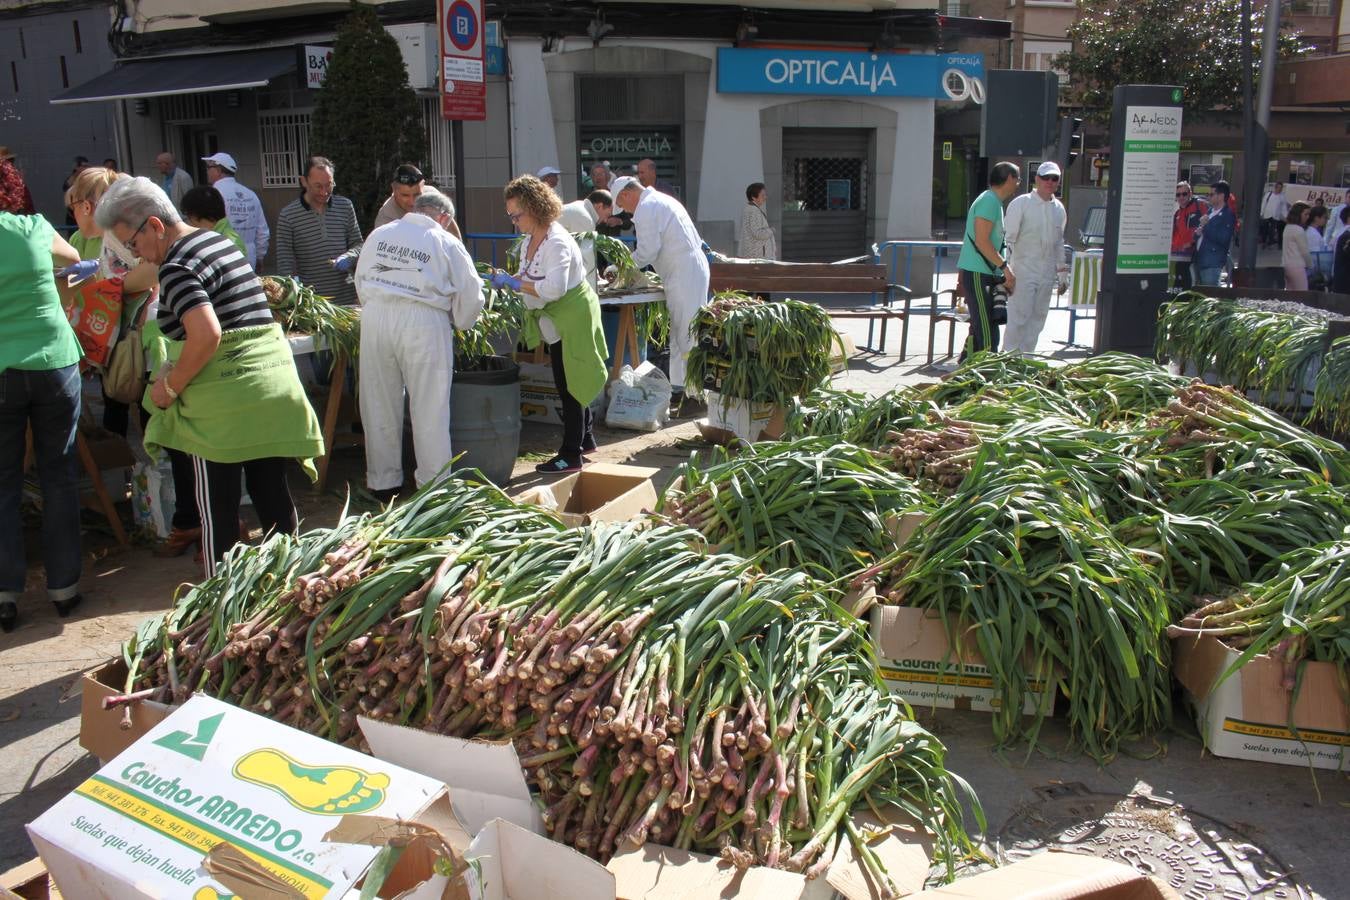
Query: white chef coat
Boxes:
[
  {"xmin": 629, "ymin": 187, "xmax": 709, "ymax": 390},
  {"xmin": 557, "ymin": 199, "xmax": 601, "ymax": 289},
  {"xmin": 213, "ymin": 176, "xmax": 270, "ymax": 269}
]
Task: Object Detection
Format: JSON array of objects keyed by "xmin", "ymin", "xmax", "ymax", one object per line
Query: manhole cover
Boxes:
[{"xmin": 997, "ymin": 783, "xmax": 1310, "ymax": 899}]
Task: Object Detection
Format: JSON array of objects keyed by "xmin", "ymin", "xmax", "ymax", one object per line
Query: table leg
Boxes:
[
  {"xmin": 316, "ymin": 350, "xmax": 347, "ymax": 492},
  {"xmin": 76, "ymin": 431, "xmax": 129, "ymax": 547},
  {"xmin": 613, "ymin": 304, "xmax": 639, "ymax": 380}
]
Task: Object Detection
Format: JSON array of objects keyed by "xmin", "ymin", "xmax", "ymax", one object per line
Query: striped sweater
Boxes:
[
  {"xmin": 158, "ymin": 229, "xmax": 273, "ymax": 340},
  {"xmin": 275, "ymin": 194, "xmax": 363, "ymax": 306}
]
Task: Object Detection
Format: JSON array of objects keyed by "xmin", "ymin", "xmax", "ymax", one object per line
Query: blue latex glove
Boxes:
[
  {"xmin": 57, "ymin": 259, "xmax": 100, "ymax": 282},
  {"xmin": 490, "ymin": 272, "xmax": 522, "ymax": 291},
  {"xmin": 333, "ymin": 256, "xmax": 355, "ymax": 273}
]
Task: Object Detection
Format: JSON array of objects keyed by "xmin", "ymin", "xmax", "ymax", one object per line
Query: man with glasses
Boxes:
[
  {"xmin": 1002, "ymin": 161, "xmax": 1067, "ymax": 355},
  {"xmin": 1171, "ymin": 181, "xmax": 1206, "ymax": 290},
  {"xmin": 373, "ymin": 164, "xmax": 462, "ymax": 238},
  {"xmin": 202, "ymin": 152, "xmax": 269, "ymax": 269}
]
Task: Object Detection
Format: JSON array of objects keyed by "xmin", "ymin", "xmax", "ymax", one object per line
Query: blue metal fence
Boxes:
[{"xmin": 871, "ymin": 240, "xmax": 964, "ymax": 304}]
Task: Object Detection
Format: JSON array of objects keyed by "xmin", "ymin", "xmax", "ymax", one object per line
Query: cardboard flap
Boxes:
[
  {"xmin": 607, "ymin": 843, "xmax": 807, "ymax": 899},
  {"xmin": 323, "ymin": 798, "xmax": 473, "ymax": 900},
  {"xmin": 908, "ymin": 851, "xmax": 1180, "ymax": 899},
  {"xmin": 1169, "ymin": 632, "xmax": 1226, "ymax": 702},
  {"xmin": 885, "ymin": 511, "xmax": 929, "ymax": 548},
  {"xmin": 826, "ymin": 811, "xmax": 934, "ymax": 900},
  {"xmin": 359, "ymin": 719, "xmax": 543, "ymax": 837},
  {"xmin": 468, "ymin": 818, "xmax": 615, "ymax": 900},
  {"xmin": 871, "ymin": 605, "xmax": 979, "ymax": 667},
  {"xmin": 204, "ymin": 842, "xmax": 306, "ymax": 899}
]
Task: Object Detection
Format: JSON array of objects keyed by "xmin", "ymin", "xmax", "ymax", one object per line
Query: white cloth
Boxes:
[
  {"xmin": 1306, "ymin": 225, "xmax": 1326, "ymax": 254},
  {"xmin": 1282, "ymin": 224, "xmax": 1311, "ymax": 271},
  {"xmin": 213, "ymin": 176, "xmax": 269, "ymax": 268},
  {"xmin": 355, "ymin": 213, "xmax": 484, "ymax": 490},
  {"xmin": 1002, "ymin": 191, "xmax": 1065, "ymax": 355},
  {"xmin": 737, "ymin": 202, "xmax": 777, "ymax": 260},
  {"xmin": 630, "ymin": 187, "xmax": 709, "ymax": 389},
  {"xmin": 1004, "ymin": 191, "xmax": 1067, "ymax": 276},
  {"xmin": 515, "ymin": 221, "xmax": 587, "ymax": 345},
  {"xmin": 1260, "ymin": 190, "xmax": 1290, "ymax": 221},
  {"xmin": 557, "ymin": 199, "xmax": 601, "ymax": 289},
  {"xmin": 1327, "ymin": 205, "xmax": 1347, "ymax": 247}
]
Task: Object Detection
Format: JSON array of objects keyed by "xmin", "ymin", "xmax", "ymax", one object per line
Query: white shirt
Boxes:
[
  {"xmin": 1260, "ymin": 190, "xmax": 1290, "ymax": 221},
  {"xmin": 1004, "ymin": 190, "xmax": 1067, "ymax": 269},
  {"xmin": 630, "ymin": 187, "xmax": 708, "ymax": 290},
  {"xmin": 558, "ymin": 199, "xmax": 602, "ymax": 289},
  {"xmin": 214, "ymin": 176, "xmax": 270, "ymax": 268},
  {"xmin": 515, "ymin": 221, "xmax": 587, "ymax": 344},
  {"xmin": 1327, "ymin": 204, "xmax": 1347, "ymax": 247},
  {"xmin": 354, "ymin": 212, "xmax": 483, "ymax": 330},
  {"xmin": 1307, "ymin": 225, "xmax": 1327, "ymax": 254}
]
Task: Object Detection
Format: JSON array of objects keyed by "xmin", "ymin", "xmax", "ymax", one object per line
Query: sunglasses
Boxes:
[
  {"xmin": 1176, "ymin": 192, "xmax": 1191, "ymax": 197},
  {"xmin": 394, "ymin": 171, "xmax": 424, "ymax": 186},
  {"xmin": 1040, "ymin": 175, "xmax": 1060, "ymax": 182}
]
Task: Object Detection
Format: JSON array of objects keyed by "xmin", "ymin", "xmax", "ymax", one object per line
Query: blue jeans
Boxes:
[
  {"xmin": 0, "ymin": 364, "xmax": 82, "ymax": 604},
  {"xmin": 1194, "ymin": 265, "xmax": 1222, "ymax": 287}
]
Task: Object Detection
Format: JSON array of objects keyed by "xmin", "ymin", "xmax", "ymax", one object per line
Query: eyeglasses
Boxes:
[
  {"xmin": 128, "ymin": 216, "xmax": 152, "ymax": 246},
  {"xmin": 507, "ymin": 211, "xmax": 524, "ymax": 223},
  {"xmin": 1176, "ymin": 192, "xmax": 1190, "ymax": 198}
]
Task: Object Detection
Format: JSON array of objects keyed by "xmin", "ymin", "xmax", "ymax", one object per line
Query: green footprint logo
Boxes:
[{"xmin": 233, "ymin": 748, "xmax": 390, "ymax": 815}]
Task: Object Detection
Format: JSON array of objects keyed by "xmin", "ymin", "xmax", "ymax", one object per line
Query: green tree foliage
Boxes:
[
  {"xmin": 1057, "ymin": 0, "xmax": 1309, "ymax": 120},
  {"xmin": 311, "ymin": 3, "xmax": 427, "ymax": 232}
]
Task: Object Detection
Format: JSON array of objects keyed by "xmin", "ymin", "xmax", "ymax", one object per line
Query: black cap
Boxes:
[{"xmin": 394, "ymin": 164, "xmax": 424, "ymax": 186}]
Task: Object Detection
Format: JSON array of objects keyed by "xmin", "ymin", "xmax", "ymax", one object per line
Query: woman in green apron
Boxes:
[{"xmin": 493, "ymin": 175, "xmax": 607, "ymax": 474}]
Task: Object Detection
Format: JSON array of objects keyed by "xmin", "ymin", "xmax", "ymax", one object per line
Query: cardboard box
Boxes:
[
  {"xmin": 29, "ymin": 695, "xmax": 452, "ymax": 900},
  {"xmin": 1173, "ymin": 632, "xmax": 1349, "ymax": 770},
  {"xmin": 1, "ymin": 858, "xmax": 62, "ymax": 899},
  {"xmin": 79, "ymin": 658, "xmax": 175, "ymax": 764},
  {"xmin": 358, "ymin": 718, "xmax": 615, "ymax": 900},
  {"xmin": 871, "ymin": 605, "xmax": 1056, "ymax": 717},
  {"xmin": 517, "ymin": 360, "xmax": 607, "ymax": 427},
  {"xmin": 514, "ymin": 463, "xmax": 659, "ymax": 528},
  {"xmin": 607, "ymin": 810, "xmax": 932, "ymax": 900},
  {"xmin": 908, "ymin": 851, "xmax": 1180, "ymax": 899},
  {"xmin": 696, "ymin": 391, "xmax": 786, "ymax": 446}
]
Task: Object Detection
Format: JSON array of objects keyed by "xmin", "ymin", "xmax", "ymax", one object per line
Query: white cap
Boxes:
[
  {"xmin": 202, "ymin": 152, "xmax": 238, "ymax": 173},
  {"xmin": 610, "ymin": 176, "xmax": 640, "ymax": 196},
  {"xmin": 1036, "ymin": 161, "xmax": 1061, "ymax": 178},
  {"xmin": 536, "ymin": 165, "xmax": 561, "ymax": 178}
]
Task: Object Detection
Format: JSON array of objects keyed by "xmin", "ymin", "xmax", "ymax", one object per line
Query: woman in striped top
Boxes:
[{"xmin": 95, "ymin": 177, "xmax": 323, "ymax": 576}]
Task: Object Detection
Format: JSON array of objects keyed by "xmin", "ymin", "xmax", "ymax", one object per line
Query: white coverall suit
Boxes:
[
  {"xmin": 354, "ymin": 212, "xmax": 484, "ymax": 490},
  {"xmin": 630, "ymin": 187, "xmax": 710, "ymax": 390},
  {"xmin": 1002, "ymin": 191, "xmax": 1067, "ymax": 355}
]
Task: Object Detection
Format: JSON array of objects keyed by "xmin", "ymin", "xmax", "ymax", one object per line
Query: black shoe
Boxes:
[
  {"xmin": 53, "ymin": 594, "xmax": 82, "ymax": 618},
  {"xmin": 0, "ymin": 600, "xmax": 16, "ymax": 633},
  {"xmin": 535, "ymin": 455, "xmax": 582, "ymax": 474},
  {"xmin": 369, "ymin": 487, "xmax": 400, "ymax": 504}
]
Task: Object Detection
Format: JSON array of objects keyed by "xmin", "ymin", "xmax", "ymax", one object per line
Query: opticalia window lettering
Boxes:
[
  {"xmin": 578, "ymin": 128, "xmax": 681, "ymax": 188},
  {"xmin": 717, "ymin": 48, "xmax": 985, "ymax": 102}
]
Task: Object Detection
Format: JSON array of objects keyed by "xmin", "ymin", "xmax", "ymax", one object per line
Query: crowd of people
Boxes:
[{"xmin": 0, "ymin": 147, "xmax": 728, "ymax": 630}]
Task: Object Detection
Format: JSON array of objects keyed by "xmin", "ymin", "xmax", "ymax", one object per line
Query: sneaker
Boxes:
[
  {"xmin": 52, "ymin": 594, "xmax": 82, "ymax": 618},
  {"xmin": 535, "ymin": 455, "xmax": 582, "ymax": 474}
]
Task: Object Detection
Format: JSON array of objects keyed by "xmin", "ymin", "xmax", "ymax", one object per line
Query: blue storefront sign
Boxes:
[{"xmin": 716, "ymin": 48, "xmax": 984, "ymax": 103}]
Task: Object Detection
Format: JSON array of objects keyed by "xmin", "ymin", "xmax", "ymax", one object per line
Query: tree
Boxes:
[
  {"xmin": 311, "ymin": 3, "xmax": 427, "ymax": 233},
  {"xmin": 1057, "ymin": 0, "xmax": 1309, "ymax": 121}
]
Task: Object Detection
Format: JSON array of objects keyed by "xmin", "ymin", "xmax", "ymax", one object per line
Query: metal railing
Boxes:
[{"xmin": 871, "ymin": 240, "xmax": 965, "ymax": 301}]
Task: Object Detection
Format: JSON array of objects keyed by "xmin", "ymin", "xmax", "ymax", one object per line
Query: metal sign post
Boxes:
[
  {"xmin": 438, "ymin": 0, "xmax": 485, "ymax": 232},
  {"xmin": 1096, "ymin": 84, "xmax": 1184, "ymax": 355}
]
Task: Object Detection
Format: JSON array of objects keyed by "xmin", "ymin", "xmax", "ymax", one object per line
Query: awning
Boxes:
[{"xmin": 51, "ymin": 48, "xmax": 296, "ymax": 105}]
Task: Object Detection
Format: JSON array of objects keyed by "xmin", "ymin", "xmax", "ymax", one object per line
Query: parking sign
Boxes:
[{"xmin": 440, "ymin": 0, "xmax": 485, "ymax": 120}]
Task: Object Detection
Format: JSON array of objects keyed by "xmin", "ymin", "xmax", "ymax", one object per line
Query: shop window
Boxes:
[
  {"xmin": 788, "ymin": 156, "xmax": 867, "ymax": 213},
  {"xmin": 1023, "ymin": 40, "xmax": 1071, "ymax": 86},
  {"xmin": 419, "ymin": 97, "xmax": 456, "ymax": 191},
  {"xmin": 258, "ymin": 110, "xmax": 312, "ymax": 189},
  {"xmin": 1180, "ymin": 153, "xmax": 1231, "ymax": 190},
  {"xmin": 1269, "ymin": 158, "xmax": 1317, "ymax": 185}
]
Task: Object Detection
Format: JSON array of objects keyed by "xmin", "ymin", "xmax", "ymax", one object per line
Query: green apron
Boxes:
[
  {"xmin": 520, "ymin": 280, "xmax": 608, "ymax": 406},
  {"xmin": 142, "ymin": 322, "xmax": 325, "ymax": 479}
]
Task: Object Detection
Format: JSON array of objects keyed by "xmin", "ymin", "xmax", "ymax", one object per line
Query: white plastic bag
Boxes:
[
  {"xmin": 604, "ymin": 361, "xmax": 672, "ymax": 432},
  {"xmin": 131, "ymin": 453, "xmax": 176, "ymax": 539}
]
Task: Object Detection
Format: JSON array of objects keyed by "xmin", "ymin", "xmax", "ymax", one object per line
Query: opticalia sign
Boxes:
[{"xmin": 717, "ymin": 48, "xmax": 985, "ymax": 102}]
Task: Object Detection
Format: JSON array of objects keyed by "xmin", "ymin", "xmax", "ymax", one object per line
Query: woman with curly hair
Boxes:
[
  {"xmin": 0, "ymin": 157, "xmax": 85, "ymax": 630},
  {"xmin": 493, "ymin": 175, "xmax": 607, "ymax": 473}
]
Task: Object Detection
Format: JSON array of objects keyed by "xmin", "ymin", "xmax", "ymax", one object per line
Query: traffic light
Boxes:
[{"xmin": 1059, "ymin": 116, "xmax": 1084, "ymax": 168}]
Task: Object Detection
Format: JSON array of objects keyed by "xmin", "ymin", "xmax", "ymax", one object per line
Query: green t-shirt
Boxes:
[
  {"xmin": 957, "ymin": 189, "xmax": 1006, "ymax": 276},
  {"xmin": 0, "ymin": 213, "xmax": 82, "ymax": 372},
  {"xmin": 213, "ymin": 219, "xmax": 247, "ymax": 257},
  {"xmin": 69, "ymin": 230, "xmax": 102, "ymax": 262}
]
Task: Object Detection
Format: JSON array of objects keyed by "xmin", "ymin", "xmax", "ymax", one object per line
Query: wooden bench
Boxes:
[{"xmin": 708, "ymin": 262, "xmax": 912, "ymax": 357}]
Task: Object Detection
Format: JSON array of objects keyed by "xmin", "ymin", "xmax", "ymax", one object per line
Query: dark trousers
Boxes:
[
  {"xmin": 959, "ymin": 268, "xmax": 1001, "ymax": 361},
  {"xmin": 0, "ymin": 365, "xmax": 82, "ymax": 601},
  {"xmin": 550, "ymin": 340, "xmax": 593, "ymax": 463},
  {"xmin": 190, "ymin": 455, "xmax": 296, "ymax": 577}
]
